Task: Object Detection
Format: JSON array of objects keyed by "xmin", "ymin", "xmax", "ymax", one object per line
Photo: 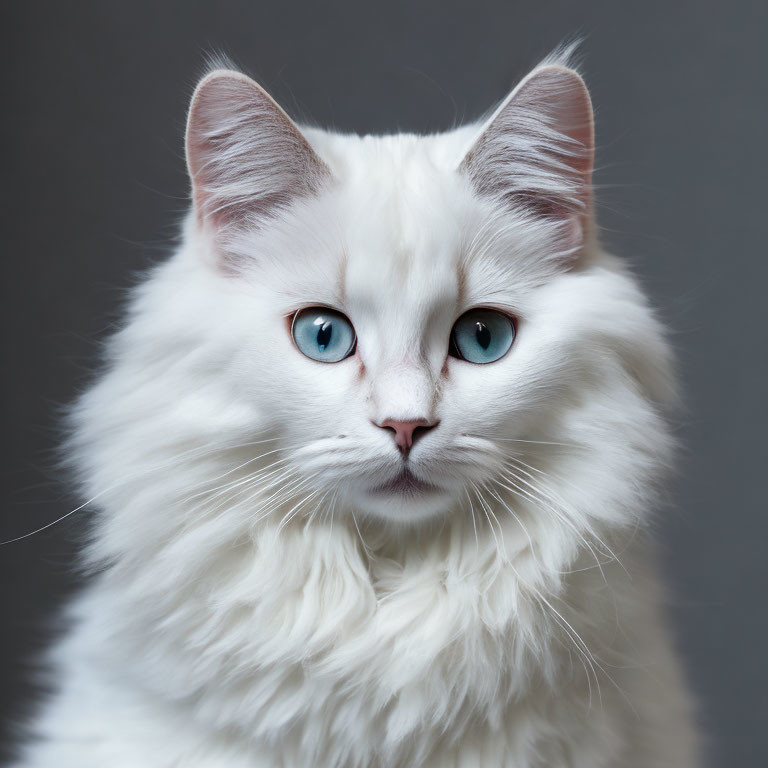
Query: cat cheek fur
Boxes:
[{"xmin": 12, "ymin": 48, "xmax": 700, "ymax": 768}]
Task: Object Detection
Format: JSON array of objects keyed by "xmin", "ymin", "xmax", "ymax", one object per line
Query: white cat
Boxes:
[{"xmin": 12, "ymin": 50, "xmax": 701, "ymax": 767}]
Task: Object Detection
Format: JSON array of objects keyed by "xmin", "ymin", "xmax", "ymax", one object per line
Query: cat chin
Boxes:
[{"xmin": 351, "ymin": 485, "xmax": 459, "ymax": 524}]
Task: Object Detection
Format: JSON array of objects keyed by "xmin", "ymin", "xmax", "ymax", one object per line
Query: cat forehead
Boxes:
[
  {"xmin": 260, "ymin": 128, "xmax": 556, "ymax": 315},
  {"xmin": 304, "ymin": 129, "xmax": 477, "ymax": 304},
  {"xmin": 302, "ymin": 127, "xmax": 476, "ymax": 180}
]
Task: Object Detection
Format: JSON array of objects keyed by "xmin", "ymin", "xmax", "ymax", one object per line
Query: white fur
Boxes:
[{"xmin": 12, "ymin": 53, "xmax": 701, "ymax": 767}]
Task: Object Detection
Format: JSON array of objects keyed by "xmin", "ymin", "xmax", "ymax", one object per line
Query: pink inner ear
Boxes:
[
  {"xmin": 460, "ymin": 64, "xmax": 595, "ymax": 242},
  {"xmin": 530, "ymin": 67, "xmax": 594, "ymax": 179},
  {"xmin": 185, "ymin": 70, "xmax": 330, "ymax": 235}
]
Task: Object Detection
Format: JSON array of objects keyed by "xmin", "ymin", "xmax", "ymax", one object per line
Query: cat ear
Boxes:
[
  {"xmin": 460, "ymin": 63, "xmax": 594, "ymax": 250},
  {"xmin": 185, "ymin": 69, "xmax": 331, "ymax": 235}
]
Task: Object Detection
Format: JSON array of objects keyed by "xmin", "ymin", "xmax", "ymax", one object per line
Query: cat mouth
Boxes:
[{"xmin": 368, "ymin": 469, "xmax": 440, "ymax": 497}]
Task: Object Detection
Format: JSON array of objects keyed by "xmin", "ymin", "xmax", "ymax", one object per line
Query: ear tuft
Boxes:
[
  {"xmin": 460, "ymin": 63, "xmax": 594, "ymax": 248},
  {"xmin": 185, "ymin": 70, "xmax": 331, "ymax": 235}
]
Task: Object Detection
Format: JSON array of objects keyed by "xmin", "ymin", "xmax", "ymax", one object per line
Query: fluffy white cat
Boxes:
[{"xmin": 12, "ymin": 50, "xmax": 701, "ymax": 767}]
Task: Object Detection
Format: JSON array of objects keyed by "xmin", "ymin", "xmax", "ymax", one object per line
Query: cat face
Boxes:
[{"xmin": 181, "ymin": 62, "xmax": 600, "ymax": 523}]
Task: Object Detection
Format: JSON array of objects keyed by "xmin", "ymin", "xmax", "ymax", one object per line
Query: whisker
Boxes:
[
  {"xmin": 276, "ymin": 483, "xmax": 324, "ymax": 533},
  {"xmin": 181, "ymin": 449, "xmax": 289, "ymax": 503},
  {"xmin": 497, "ymin": 467, "xmax": 610, "ymax": 584},
  {"xmin": 485, "ymin": 485, "xmax": 539, "ymax": 565},
  {"xmin": 469, "ymin": 482, "xmax": 504, "ymax": 561},
  {"xmin": 503, "ymin": 458, "xmax": 629, "ymax": 579},
  {"xmin": 350, "ymin": 508, "xmax": 372, "ymax": 556},
  {"xmin": 1, "ymin": 437, "xmax": 285, "ymax": 545},
  {"xmin": 187, "ymin": 462, "xmax": 296, "ymax": 522},
  {"xmin": 463, "ymin": 487, "xmax": 479, "ymax": 548}
]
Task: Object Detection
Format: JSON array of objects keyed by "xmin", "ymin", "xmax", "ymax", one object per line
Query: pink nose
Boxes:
[{"xmin": 377, "ymin": 419, "xmax": 437, "ymax": 456}]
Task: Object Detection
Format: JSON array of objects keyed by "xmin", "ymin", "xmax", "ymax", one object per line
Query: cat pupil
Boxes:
[
  {"xmin": 317, "ymin": 320, "xmax": 332, "ymax": 351},
  {"xmin": 475, "ymin": 321, "xmax": 491, "ymax": 350}
]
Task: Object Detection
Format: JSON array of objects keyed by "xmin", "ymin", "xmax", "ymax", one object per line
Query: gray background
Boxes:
[{"xmin": 1, "ymin": 1, "xmax": 766, "ymax": 764}]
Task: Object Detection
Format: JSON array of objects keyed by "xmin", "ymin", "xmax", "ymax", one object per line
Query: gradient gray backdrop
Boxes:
[{"xmin": 1, "ymin": 1, "xmax": 766, "ymax": 764}]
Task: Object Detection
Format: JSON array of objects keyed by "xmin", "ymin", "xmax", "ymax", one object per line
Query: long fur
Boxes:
[{"xmin": 11, "ymin": 51, "xmax": 700, "ymax": 767}]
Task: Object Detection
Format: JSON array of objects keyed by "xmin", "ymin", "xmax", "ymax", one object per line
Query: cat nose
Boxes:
[{"xmin": 376, "ymin": 419, "xmax": 438, "ymax": 457}]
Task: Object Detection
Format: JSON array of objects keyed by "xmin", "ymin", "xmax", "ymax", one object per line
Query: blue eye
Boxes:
[
  {"xmin": 450, "ymin": 308, "xmax": 516, "ymax": 364},
  {"xmin": 291, "ymin": 307, "xmax": 356, "ymax": 363}
]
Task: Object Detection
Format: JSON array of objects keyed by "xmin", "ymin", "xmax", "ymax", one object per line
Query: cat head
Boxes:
[{"xmin": 163, "ymin": 52, "xmax": 646, "ymax": 527}]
